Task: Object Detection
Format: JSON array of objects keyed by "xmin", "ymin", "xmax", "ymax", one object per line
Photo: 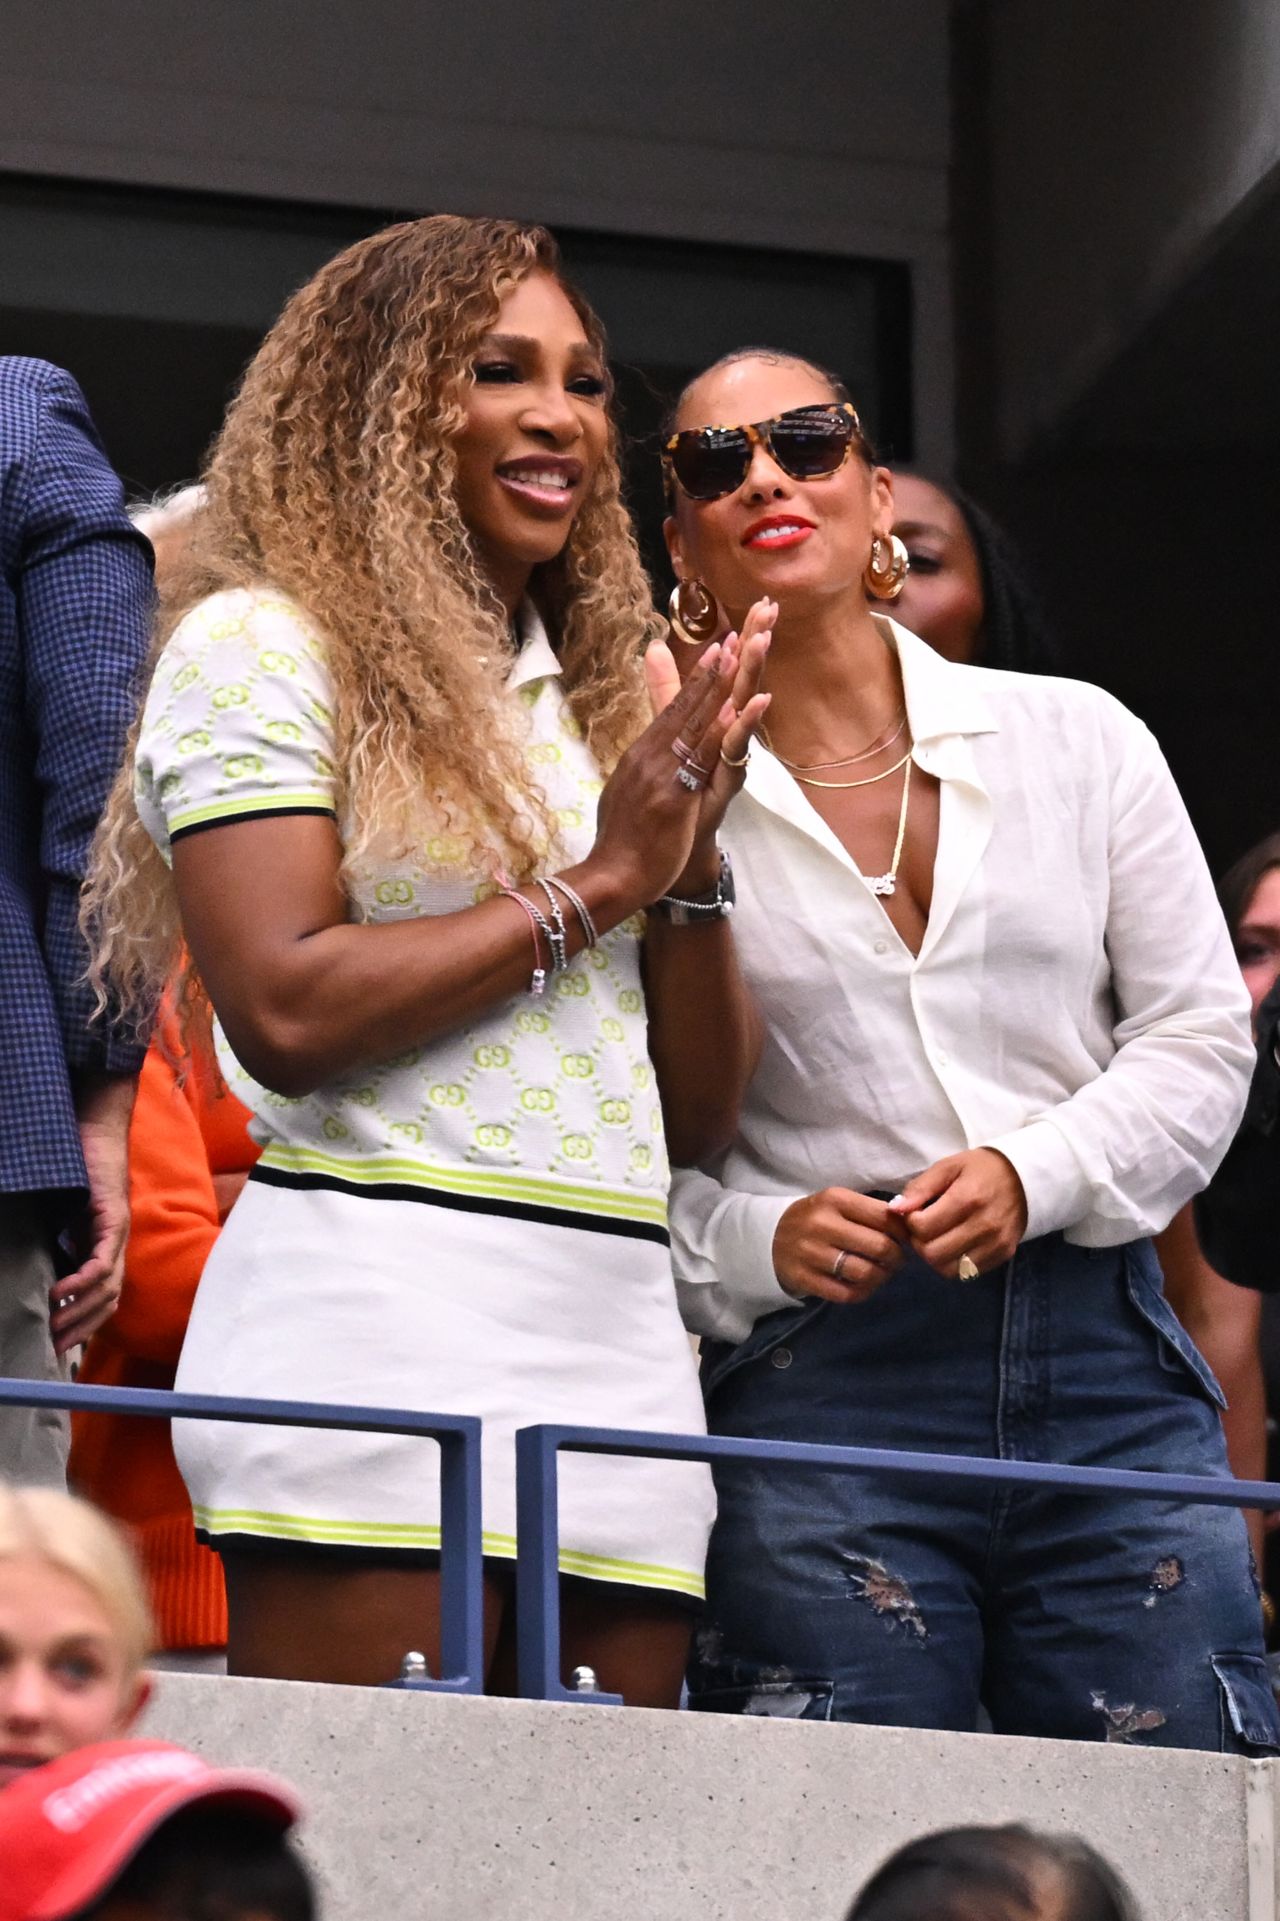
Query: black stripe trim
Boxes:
[
  {"xmin": 169, "ymin": 806, "xmax": 337, "ymax": 844},
  {"xmin": 248, "ymin": 1163, "xmax": 671, "ymax": 1246}
]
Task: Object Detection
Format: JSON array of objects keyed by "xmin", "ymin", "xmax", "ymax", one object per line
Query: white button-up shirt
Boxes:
[{"xmin": 670, "ymin": 617, "xmax": 1253, "ymax": 1344}]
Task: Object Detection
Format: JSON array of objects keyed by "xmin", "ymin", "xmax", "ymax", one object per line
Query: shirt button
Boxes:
[
  {"xmin": 936, "ymin": 1050, "xmax": 950, "ymax": 1067},
  {"xmin": 771, "ymin": 1347, "xmax": 793, "ymax": 1370},
  {"xmin": 874, "ymin": 940, "xmax": 889, "ymax": 956}
]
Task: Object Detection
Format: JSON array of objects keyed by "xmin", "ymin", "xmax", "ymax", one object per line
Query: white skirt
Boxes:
[{"xmin": 173, "ymin": 1178, "xmax": 715, "ymax": 1598}]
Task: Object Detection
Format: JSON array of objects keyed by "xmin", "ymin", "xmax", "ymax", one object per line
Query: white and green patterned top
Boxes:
[
  {"xmin": 135, "ymin": 586, "xmax": 669, "ymax": 1241},
  {"xmin": 135, "ymin": 587, "xmax": 713, "ymax": 1587}
]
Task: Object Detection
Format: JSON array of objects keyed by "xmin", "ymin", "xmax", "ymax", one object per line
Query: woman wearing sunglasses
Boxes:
[{"xmin": 662, "ymin": 347, "xmax": 1276, "ymax": 1749}]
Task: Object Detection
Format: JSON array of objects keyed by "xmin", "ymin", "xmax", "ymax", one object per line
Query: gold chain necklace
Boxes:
[
  {"xmin": 785, "ymin": 745, "xmax": 913, "ymax": 791},
  {"xmin": 762, "ymin": 705, "xmax": 907, "ymax": 774},
  {"xmin": 867, "ymin": 756, "xmax": 913, "ymax": 897}
]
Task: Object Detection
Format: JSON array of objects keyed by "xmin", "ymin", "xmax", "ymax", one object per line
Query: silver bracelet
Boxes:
[
  {"xmin": 651, "ymin": 849, "xmax": 736, "ymax": 925},
  {"xmin": 534, "ymin": 879, "xmax": 569, "ymax": 974},
  {"xmin": 547, "ymin": 875, "xmax": 599, "ymax": 948}
]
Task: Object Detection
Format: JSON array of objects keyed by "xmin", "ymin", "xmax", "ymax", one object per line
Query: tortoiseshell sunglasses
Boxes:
[{"xmin": 663, "ymin": 401, "xmax": 863, "ymax": 502}]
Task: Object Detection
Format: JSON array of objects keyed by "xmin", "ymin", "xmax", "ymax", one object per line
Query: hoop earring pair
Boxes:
[
  {"xmin": 865, "ymin": 533, "xmax": 909, "ymax": 601},
  {"xmin": 671, "ymin": 536, "xmax": 908, "ymax": 637}
]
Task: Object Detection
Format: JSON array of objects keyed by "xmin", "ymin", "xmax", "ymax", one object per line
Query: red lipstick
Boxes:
[{"xmin": 741, "ymin": 513, "xmax": 816, "ymax": 552}]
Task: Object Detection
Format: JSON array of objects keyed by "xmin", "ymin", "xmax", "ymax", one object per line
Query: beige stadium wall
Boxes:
[{"xmin": 144, "ymin": 1675, "xmax": 1273, "ymax": 1921}]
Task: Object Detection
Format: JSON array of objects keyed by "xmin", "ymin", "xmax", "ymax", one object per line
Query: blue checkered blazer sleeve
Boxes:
[{"xmin": 10, "ymin": 361, "xmax": 154, "ymax": 1076}]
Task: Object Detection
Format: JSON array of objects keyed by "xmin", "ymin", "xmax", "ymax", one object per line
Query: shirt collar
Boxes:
[
  {"xmin": 740, "ymin": 612, "xmax": 999, "ymax": 840},
  {"xmin": 877, "ymin": 614, "xmax": 1000, "ymax": 744},
  {"xmin": 505, "ymin": 599, "xmax": 562, "ymax": 691}
]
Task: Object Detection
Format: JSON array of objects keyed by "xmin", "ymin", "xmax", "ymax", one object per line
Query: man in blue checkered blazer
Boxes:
[{"xmin": 1, "ymin": 358, "xmax": 153, "ymax": 1483}]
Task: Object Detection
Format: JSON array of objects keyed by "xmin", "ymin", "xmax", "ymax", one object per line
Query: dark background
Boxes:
[
  {"xmin": 2, "ymin": 135, "xmax": 1274, "ymax": 880},
  {"xmin": 0, "ymin": 174, "xmax": 912, "ymax": 611}
]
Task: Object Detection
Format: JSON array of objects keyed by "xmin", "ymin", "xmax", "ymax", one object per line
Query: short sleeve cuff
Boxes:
[{"xmin": 983, "ymin": 1118, "xmax": 1093, "ymax": 1242}]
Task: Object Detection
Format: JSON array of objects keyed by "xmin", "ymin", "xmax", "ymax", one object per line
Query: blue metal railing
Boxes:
[
  {"xmin": 513, "ymin": 1423, "xmax": 1280, "ymax": 1705},
  {"xmin": 7, "ymin": 1376, "xmax": 1280, "ymax": 1707},
  {"xmin": 0, "ymin": 1378, "xmax": 483, "ymax": 1693}
]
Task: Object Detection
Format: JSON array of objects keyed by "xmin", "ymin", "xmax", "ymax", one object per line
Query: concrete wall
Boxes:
[
  {"xmin": 981, "ymin": 2, "xmax": 1280, "ymax": 458},
  {"xmin": 144, "ymin": 1676, "xmax": 1263, "ymax": 1921}
]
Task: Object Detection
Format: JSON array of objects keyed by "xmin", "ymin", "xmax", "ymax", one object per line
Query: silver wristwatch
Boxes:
[{"xmin": 651, "ymin": 850, "xmax": 736, "ymax": 924}]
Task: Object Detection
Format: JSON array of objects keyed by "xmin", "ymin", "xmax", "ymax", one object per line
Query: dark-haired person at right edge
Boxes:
[
  {"xmin": 1198, "ymin": 835, "xmax": 1280, "ymax": 1297},
  {"xmin": 662, "ymin": 345, "xmax": 1275, "ymax": 1750},
  {"xmin": 1195, "ymin": 835, "xmax": 1280, "ymax": 1633},
  {"xmin": 1196, "ymin": 833, "xmax": 1280, "ymax": 1301},
  {"xmin": 1155, "ymin": 836, "xmax": 1280, "ymax": 1603}
]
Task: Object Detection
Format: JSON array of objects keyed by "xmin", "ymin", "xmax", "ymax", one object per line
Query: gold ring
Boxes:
[
  {"xmin": 719, "ymin": 745, "xmax": 750, "ymax": 769},
  {"xmin": 831, "ymin": 1250, "xmax": 851, "ymax": 1282},
  {"xmin": 957, "ymin": 1254, "xmax": 980, "ymax": 1283}
]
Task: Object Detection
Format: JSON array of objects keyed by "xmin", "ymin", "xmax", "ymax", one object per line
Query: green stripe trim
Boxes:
[
  {"xmin": 554, "ymin": 1549, "xmax": 705, "ymax": 1599},
  {"xmin": 168, "ymin": 792, "xmax": 335, "ymax": 833},
  {"xmin": 192, "ymin": 1505, "xmax": 703, "ymax": 1598},
  {"xmin": 257, "ymin": 1143, "xmax": 668, "ymax": 1228}
]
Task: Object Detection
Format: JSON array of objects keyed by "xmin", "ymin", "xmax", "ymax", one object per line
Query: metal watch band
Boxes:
[{"xmin": 651, "ymin": 849, "xmax": 736, "ymax": 924}]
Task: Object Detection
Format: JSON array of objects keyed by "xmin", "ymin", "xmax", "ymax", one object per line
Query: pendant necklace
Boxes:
[{"xmin": 866, "ymin": 755, "xmax": 913, "ymax": 898}]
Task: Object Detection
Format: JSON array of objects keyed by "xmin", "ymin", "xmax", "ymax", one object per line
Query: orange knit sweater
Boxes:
[{"xmin": 69, "ymin": 1011, "xmax": 259, "ymax": 1650}]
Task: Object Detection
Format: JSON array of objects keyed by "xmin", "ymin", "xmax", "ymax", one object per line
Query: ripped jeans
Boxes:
[{"xmin": 689, "ymin": 1234, "xmax": 1280, "ymax": 1752}]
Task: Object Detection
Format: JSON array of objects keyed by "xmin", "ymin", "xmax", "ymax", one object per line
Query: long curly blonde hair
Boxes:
[{"xmin": 84, "ymin": 214, "xmax": 660, "ymax": 1033}]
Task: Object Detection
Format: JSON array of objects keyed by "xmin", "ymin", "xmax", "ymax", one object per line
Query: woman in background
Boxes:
[
  {"xmin": 888, "ymin": 472, "xmax": 1056, "ymax": 672},
  {"xmin": 1222, "ymin": 833, "xmax": 1280, "ymax": 1033},
  {"xmin": 1163, "ymin": 831, "xmax": 1280, "ymax": 1606},
  {"xmin": 0, "ymin": 1485, "xmax": 152, "ymax": 1786}
]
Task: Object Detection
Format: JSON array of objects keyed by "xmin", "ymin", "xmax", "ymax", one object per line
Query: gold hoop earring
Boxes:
[
  {"xmin": 667, "ymin": 578, "xmax": 723, "ymax": 647},
  {"xmin": 864, "ymin": 533, "xmax": 910, "ymax": 601}
]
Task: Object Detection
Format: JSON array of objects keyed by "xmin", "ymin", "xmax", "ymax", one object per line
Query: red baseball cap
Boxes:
[{"xmin": 0, "ymin": 1738, "xmax": 301, "ymax": 1921}]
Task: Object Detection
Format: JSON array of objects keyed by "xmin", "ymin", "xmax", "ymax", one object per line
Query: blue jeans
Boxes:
[{"xmin": 689, "ymin": 1235, "xmax": 1280, "ymax": 1751}]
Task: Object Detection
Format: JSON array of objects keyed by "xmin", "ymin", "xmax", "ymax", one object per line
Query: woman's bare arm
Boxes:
[
  {"xmin": 174, "ymin": 814, "xmax": 628, "ymax": 1095},
  {"xmin": 172, "ymin": 646, "xmax": 748, "ymax": 1097}
]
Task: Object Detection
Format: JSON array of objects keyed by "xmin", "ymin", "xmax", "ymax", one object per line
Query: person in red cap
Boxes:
[{"xmin": 0, "ymin": 1738, "xmax": 313, "ymax": 1921}]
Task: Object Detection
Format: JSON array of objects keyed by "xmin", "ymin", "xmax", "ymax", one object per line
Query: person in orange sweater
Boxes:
[{"xmin": 68, "ymin": 1004, "xmax": 258, "ymax": 1665}]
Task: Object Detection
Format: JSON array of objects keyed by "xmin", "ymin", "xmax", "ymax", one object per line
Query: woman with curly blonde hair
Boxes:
[{"xmin": 84, "ymin": 214, "xmax": 771, "ymax": 1698}]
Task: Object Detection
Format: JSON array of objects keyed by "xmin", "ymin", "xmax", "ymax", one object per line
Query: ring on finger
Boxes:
[
  {"xmin": 957, "ymin": 1253, "xmax": 980, "ymax": 1282},
  {"xmin": 675, "ymin": 765, "xmax": 706, "ymax": 792},
  {"xmin": 719, "ymin": 744, "xmax": 750, "ymax": 769},
  {"xmin": 831, "ymin": 1250, "xmax": 852, "ymax": 1283},
  {"xmin": 60, "ymin": 1291, "xmax": 78, "ymax": 1309}
]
